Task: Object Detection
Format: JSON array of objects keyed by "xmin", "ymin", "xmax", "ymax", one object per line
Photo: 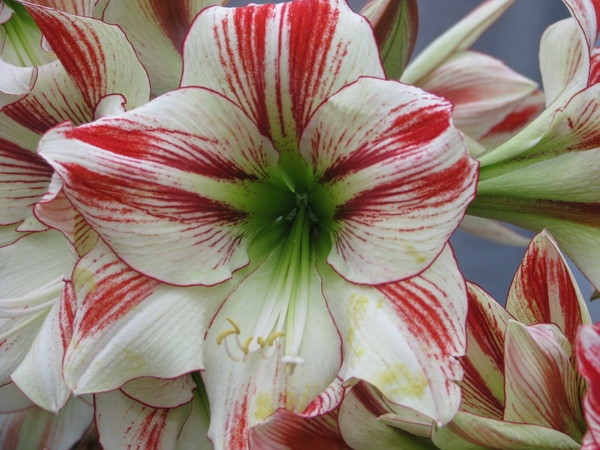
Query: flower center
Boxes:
[{"xmin": 217, "ymin": 193, "xmax": 316, "ymax": 371}]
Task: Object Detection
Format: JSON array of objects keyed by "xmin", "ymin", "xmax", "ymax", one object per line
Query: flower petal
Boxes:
[
  {"xmin": 506, "ymin": 230, "xmax": 591, "ymax": 347},
  {"xmin": 202, "ymin": 249, "xmax": 341, "ymax": 450},
  {"xmin": 64, "ymin": 239, "xmax": 228, "ymax": 394},
  {"xmin": 0, "ymin": 133, "xmax": 52, "ymax": 229},
  {"xmin": 11, "ymin": 281, "xmax": 76, "ymax": 412},
  {"xmin": 338, "ymin": 382, "xmax": 437, "ymax": 450},
  {"xmin": 25, "ymin": 3, "xmax": 150, "ymax": 111},
  {"xmin": 539, "ymin": 18, "xmax": 589, "ymax": 108},
  {"xmin": 0, "ymin": 383, "xmax": 34, "ymax": 413},
  {"xmin": 360, "ymin": 0, "xmax": 418, "ymax": 79},
  {"xmin": 0, "ymin": 395, "xmax": 93, "ymax": 450},
  {"xmin": 0, "ymin": 230, "xmax": 69, "ymax": 385},
  {"xmin": 419, "ymin": 50, "xmax": 538, "ymax": 140},
  {"xmin": 401, "ymin": 0, "xmax": 516, "ymax": 85},
  {"xmin": 479, "ymin": 89, "xmax": 545, "ymax": 149},
  {"xmin": 302, "ymin": 77, "xmax": 477, "ymax": 284},
  {"xmin": 40, "ymin": 87, "xmax": 282, "ymax": 286},
  {"xmin": 0, "ymin": 59, "xmax": 36, "ymax": 109},
  {"xmin": 432, "ymin": 411, "xmax": 581, "ymax": 450},
  {"xmin": 577, "ymin": 323, "xmax": 600, "ymax": 446},
  {"xmin": 120, "ymin": 375, "xmax": 195, "ymax": 410},
  {"xmin": 504, "ymin": 322, "xmax": 586, "ymax": 441},
  {"xmin": 104, "ymin": 0, "xmax": 223, "ymax": 96},
  {"xmin": 95, "ymin": 389, "xmax": 192, "ymax": 450},
  {"xmin": 249, "ymin": 407, "xmax": 350, "ymax": 450},
  {"xmin": 458, "ymin": 216, "xmax": 530, "ymax": 246},
  {"xmin": 181, "ymin": 0, "xmax": 384, "ymax": 152},
  {"xmin": 460, "ymin": 282, "xmax": 511, "ymax": 419},
  {"xmin": 320, "ymin": 245, "xmax": 466, "ymax": 425}
]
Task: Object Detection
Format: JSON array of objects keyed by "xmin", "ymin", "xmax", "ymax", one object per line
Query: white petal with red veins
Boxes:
[
  {"xmin": 504, "ymin": 322, "xmax": 586, "ymax": 442},
  {"xmin": 182, "ymin": 0, "xmax": 384, "ymax": 151},
  {"xmin": 64, "ymin": 239, "xmax": 231, "ymax": 394},
  {"xmin": 302, "ymin": 77, "xmax": 477, "ymax": 284},
  {"xmin": 202, "ymin": 248, "xmax": 341, "ymax": 450},
  {"xmin": 506, "ymin": 231, "xmax": 591, "ymax": 347},
  {"xmin": 321, "ymin": 245, "xmax": 466, "ymax": 425},
  {"xmin": 40, "ymin": 87, "xmax": 281, "ymax": 286},
  {"xmin": 95, "ymin": 389, "xmax": 191, "ymax": 450},
  {"xmin": 419, "ymin": 51, "xmax": 538, "ymax": 140},
  {"xmin": 577, "ymin": 323, "xmax": 600, "ymax": 446}
]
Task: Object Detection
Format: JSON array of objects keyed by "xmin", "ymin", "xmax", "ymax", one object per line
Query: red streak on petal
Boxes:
[
  {"xmin": 59, "ymin": 281, "xmax": 77, "ymax": 351},
  {"xmin": 75, "ymin": 260, "xmax": 159, "ymax": 338},
  {"xmin": 28, "ymin": 7, "xmax": 105, "ymax": 109},
  {"xmin": 64, "ymin": 122, "xmax": 258, "ymax": 181},
  {"xmin": 226, "ymin": 392, "xmax": 250, "ymax": 450},
  {"xmin": 147, "ymin": 0, "xmax": 192, "ymax": 54},
  {"xmin": 350, "ymin": 382, "xmax": 387, "ymax": 417},
  {"xmin": 135, "ymin": 409, "xmax": 168, "ymax": 450},
  {"xmin": 482, "ymin": 104, "xmax": 542, "ymax": 136}
]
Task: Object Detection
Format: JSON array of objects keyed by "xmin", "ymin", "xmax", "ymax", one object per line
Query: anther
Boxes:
[
  {"xmin": 217, "ymin": 329, "xmax": 238, "ymax": 345},
  {"xmin": 242, "ymin": 336, "xmax": 253, "ymax": 355},
  {"xmin": 267, "ymin": 331, "xmax": 285, "ymax": 346},
  {"xmin": 257, "ymin": 336, "xmax": 266, "ymax": 348},
  {"xmin": 226, "ymin": 317, "xmax": 241, "ymax": 334}
]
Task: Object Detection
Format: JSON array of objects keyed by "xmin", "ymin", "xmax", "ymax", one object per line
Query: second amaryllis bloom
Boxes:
[{"xmin": 38, "ymin": 0, "xmax": 478, "ymax": 446}]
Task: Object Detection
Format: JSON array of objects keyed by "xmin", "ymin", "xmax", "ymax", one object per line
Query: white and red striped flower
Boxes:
[
  {"xmin": 471, "ymin": 0, "xmax": 600, "ymax": 290},
  {"xmin": 0, "ymin": 1, "xmax": 150, "ymax": 414},
  {"xmin": 432, "ymin": 231, "xmax": 591, "ymax": 449},
  {"xmin": 38, "ymin": 0, "xmax": 478, "ymax": 447}
]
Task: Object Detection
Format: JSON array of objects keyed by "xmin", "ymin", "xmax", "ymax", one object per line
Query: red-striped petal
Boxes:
[
  {"xmin": 506, "ymin": 231, "xmax": 591, "ymax": 349},
  {"xmin": 302, "ymin": 77, "xmax": 477, "ymax": 284},
  {"xmin": 181, "ymin": 0, "xmax": 384, "ymax": 153},
  {"xmin": 577, "ymin": 323, "xmax": 600, "ymax": 446},
  {"xmin": 40, "ymin": 88, "xmax": 282, "ymax": 286}
]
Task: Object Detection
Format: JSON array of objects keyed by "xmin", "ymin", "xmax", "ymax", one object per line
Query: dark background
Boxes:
[{"xmin": 227, "ymin": 0, "xmax": 599, "ymax": 320}]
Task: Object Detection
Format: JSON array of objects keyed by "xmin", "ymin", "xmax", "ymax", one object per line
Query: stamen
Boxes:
[
  {"xmin": 226, "ymin": 317, "xmax": 241, "ymax": 334},
  {"xmin": 242, "ymin": 337, "xmax": 253, "ymax": 355},
  {"xmin": 223, "ymin": 338, "xmax": 244, "ymax": 362},
  {"xmin": 267, "ymin": 331, "xmax": 285, "ymax": 346},
  {"xmin": 216, "ymin": 329, "xmax": 239, "ymax": 345}
]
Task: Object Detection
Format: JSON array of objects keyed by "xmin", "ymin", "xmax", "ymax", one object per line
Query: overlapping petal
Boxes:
[
  {"xmin": 40, "ymin": 88, "xmax": 283, "ymax": 286},
  {"xmin": 0, "ymin": 230, "xmax": 69, "ymax": 385},
  {"xmin": 506, "ymin": 231, "xmax": 591, "ymax": 347},
  {"xmin": 301, "ymin": 77, "xmax": 477, "ymax": 284},
  {"xmin": 202, "ymin": 248, "xmax": 342, "ymax": 450},
  {"xmin": 577, "ymin": 323, "xmax": 600, "ymax": 447},
  {"xmin": 181, "ymin": 0, "xmax": 384, "ymax": 154},
  {"xmin": 503, "ymin": 322, "xmax": 586, "ymax": 442},
  {"xmin": 64, "ymin": 239, "xmax": 230, "ymax": 394},
  {"xmin": 103, "ymin": 0, "xmax": 223, "ymax": 96},
  {"xmin": 321, "ymin": 245, "xmax": 467, "ymax": 425}
]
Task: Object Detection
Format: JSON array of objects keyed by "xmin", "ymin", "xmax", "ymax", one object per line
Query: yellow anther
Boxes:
[
  {"xmin": 257, "ymin": 336, "xmax": 266, "ymax": 348},
  {"xmin": 226, "ymin": 317, "xmax": 241, "ymax": 334},
  {"xmin": 267, "ymin": 331, "xmax": 285, "ymax": 346},
  {"xmin": 216, "ymin": 329, "xmax": 238, "ymax": 345},
  {"xmin": 242, "ymin": 337, "xmax": 253, "ymax": 355}
]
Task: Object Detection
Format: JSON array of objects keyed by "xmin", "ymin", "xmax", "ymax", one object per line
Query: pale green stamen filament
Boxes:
[{"xmin": 217, "ymin": 198, "xmax": 313, "ymax": 369}]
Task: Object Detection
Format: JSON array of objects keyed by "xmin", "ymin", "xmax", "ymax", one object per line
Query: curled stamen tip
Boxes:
[
  {"xmin": 216, "ymin": 329, "xmax": 238, "ymax": 345},
  {"xmin": 257, "ymin": 336, "xmax": 266, "ymax": 348},
  {"xmin": 242, "ymin": 336, "xmax": 253, "ymax": 355},
  {"xmin": 267, "ymin": 331, "xmax": 285, "ymax": 346},
  {"xmin": 225, "ymin": 317, "xmax": 241, "ymax": 334}
]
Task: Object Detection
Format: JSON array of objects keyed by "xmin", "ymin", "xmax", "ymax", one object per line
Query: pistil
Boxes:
[{"xmin": 217, "ymin": 195, "xmax": 313, "ymax": 370}]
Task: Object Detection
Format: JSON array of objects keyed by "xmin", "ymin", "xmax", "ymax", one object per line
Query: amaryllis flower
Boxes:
[
  {"xmin": 363, "ymin": 0, "xmax": 542, "ymax": 246},
  {"xmin": 577, "ymin": 323, "xmax": 600, "ymax": 449},
  {"xmin": 0, "ymin": 1, "xmax": 150, "ymax": 412},
  {"xmin": 469, "ymin": 0, "xmax": 600, "ymax": 289},
  {"xmin": 39, "ymin": 0, "xmax": 478, "ymax": 446},
  {"xmin": 433, "ymin": 231, "xmax": 592, "ymax": 449}
]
